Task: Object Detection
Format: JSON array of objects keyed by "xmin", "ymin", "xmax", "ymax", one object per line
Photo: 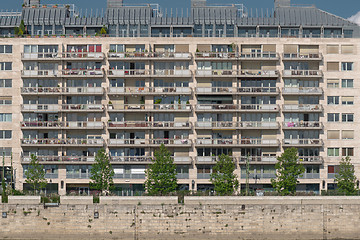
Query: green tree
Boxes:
[
  {"xmin": 271, "ymin": 148, "xmax": 305, "ymax": 195},
  {"xmin": 100, "ymin": 26, "xmax": 107, "ymax": 35},
  {"xmin": 145, "ymin": 144, "xmax": 177, "ymax": 195},
  {"xmin": 89, "ymin": 149, "xmax": 115, "ymax": 195},
  {"xmin": 15, "ymin": 20, "xmax": 26, "ymax": 36},
  {"xmin": 210, "ymin": 154, "xmax": 239, "ymax": 195},
  {"xmin": 335, "ymin": 156, "xmax": 358, "ymax": 195},
  {"xmin": 25, "ymin": 154, "xmax": 47, "ymax": 195}
]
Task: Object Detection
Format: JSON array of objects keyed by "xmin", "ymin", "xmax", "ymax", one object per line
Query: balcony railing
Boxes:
[
  {"xmin": 239, "ymin": 156, "xmax": 277, "ymax": 163},
  {"xmin": 21, "ymin": 121, "xmax": 63, "ymax": 128},
  {"xmin": 108, "ymin": 139, "xmax": 147, "ymax": 145},
  {"xmin": 61, "ymin": 69, "xmax": 103, "ymax": 77},
  {"xmin": 110, "ymin": 156, "xmax": 152, "ymax": 162},
  {"xmin": 64, "ymin": 121, "xmax": 104, "ymax": 129},
  {"xmin": 150, "ymin": 139, "xmax": 191, "ymax": 145},
  {"xmin": 22, "ymin": 155, "xmax": 95, "ymax": 163},
  {"xmin": 239, "ymin": 104, "xmax": 279, "ymax": 111},
  {"xmin": 21, "ymin": 104, "xmax": 60, "ymax": 112},
  {"xmin": 239, "ymin": 121, "xmax": 279, "ymax": 129},
  {"xmin": 108, "ymin": 121, "xmax": 190, "ymax": 128},
  {"xmin": 61, "ymin": 52, "xmax": 105, "ymax": 59},
  {"xmin": 152, "ymin": 52, "xmax": 191, "ymax": 59},
  {"xmin": 196, "ymin": 139, "xmax": 235, "ymax": 145},
  {"xmin": 282, "ymin": 139, "xmax": 323, "ymax": 146},
  {"xmin": 283, "ymin": 121, "xmax": 322, "ymax": 129},
  {"xmin": 21, "ymin": 70, "xmax": 58, "ymax": 77},
  {"xmin": 22, "ymin": 52, "xmax": 60, "ymax": 60},
  {"xmin": 239, "ymin": 52, "xmax": 278, "ymax": 59},
  {"xmin": 299, "ymin": 156, "xmax": 324, "ymax": 163},
  {"xmin": 283, "ymin": 53, "xmax": 322, "ymax": 60},
  {"xmin": 21, "ymin": 138, "xmax": 104, "ymax": 146},
  {"xmin": 108, "ymin": 69, "xmax": 149, "ymax": 76},
  {"xmin": 21, "ymin": 87, "xmax": 62, "ymax": 94},
  {"xmin": 108, "ymin": 52, "xmax": 192, "ymax": 59},
  {"xmin": 237, "ymin": 87, "xmax": 279, "ymax": 94},
  {"xmin": 196, "ymin": 104, "xmax": 237, "ymax": 111},
  {"xmin": 196, "ymin": 121, "xmax": 237, "ymax": 128},
  {"xmin": 65, "ymin": 87, "xmax": 104, "ymax": 94},
  {"xmin": 195, "ymin": 52, "xmax": 237, "ymax": 59},
  {"xmin": 196, "ymin": 87, "xmax": 234, "ymax": 94},
  {"xmin": 283, "ymin": 70, "xmax": 323, "ymax": 77},
  {"xmin": 196, "ymin": 69, "xmax": 237, "ymax": 76},
  {"xmin": 282, "ymin": 104, "xmax": 323, "ymax": 112},
  {"xmin": 153, "ymin": 104, "xmax": 192, "ymax": 110},
  {"xmin": 282, "ymin": 87, "xmax": 323, "ymax": 95},
  {"xmin": 61, "ymin": 104, "xmax": 104, "ymax": 111},
  {"xmin": 196, "ymin": 156, "xmax": 236, "ymax": 163},
  {"xmin": 299, "ymin": 172, "xmax": 320, "ymax": 179},
  {"xmin": 239, "ymin": 70, "xmax": 279, "ymax": 77},
  {"xmin": 149, "ymin": 87, "xmax": 191, "ymax": 94},
  {"xmin": 240, "ymin": 139, "xmax": 279, "ymax": 146},
  {"xmin": 108, "ymin": 87, "xmax": 148, "ymax": 94},
  {"xmin": 153, "ymin": 69, "xmax": 191, "ymax": 76},
  {"xmin": 108, "ymin": 52, "xmax": 147, "ymax": 58}
]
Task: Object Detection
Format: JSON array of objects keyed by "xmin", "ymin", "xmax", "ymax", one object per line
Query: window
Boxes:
[
  {"xmin": 342, "ymin": 130, "xmax": 354, "ymax": 139},
  {"xmin": 0, "ymin": 130, "xmax": 11, "ymax": 139},
  {"xmin": 327, "ymin": 113, "xmax": 339, "ymax": 122},
  {"xmin": 327, "ymin": 130, "xmax": 340, "ymax": 139},
  {"xmin": 342, "ymin": 96, "xmax": 354, "ymax": 105},
  {"xmin": 0, "ymin": 79, "xmax": 11, "ymax": 88},
  {"xmin": 342, "ymin": 79, "xmax": 353, "ymax": 88},
  {"xmin": 327, "ymin": 62, "xmax": 339, "ymax": 71},
  {"xmin": 328, "ymin": 148, "xmax": 339, "ymax": 156},
  {"xmin": 0, "ymin": 45, "xmax": 12, "ymax": 53},
  {"xmin": 326, "ymin": 45, "xmax": 339, "ymax": 54},
  {"xmin": 342, "ymin": 113, "xmax": 354, "ymax": 122},
  {"xmin": 0, "ymin": 113, "xmax": 11, "ymax": 122},
  {"xmin": 341, "ymin": 62, "xmax": 353, "ymax": 71},
  {"xmin": 0, "ymin": 147, "xmax": 11, "ymax": 156},
  {"xmin": 0, "ymin": 62, "xmax": 11, "ymax": 71},
  {"xmin": 0, "ymin": 97, "xmax": 11, "ymax": 105},
  {"xmin": 342, "ymin": 148, "xmax": 354, "ymax": 156},
  {"xmin": 327, "ymin": 96, "xmax": 339, "ymax": 105},
  {"xmin": 327, "ymin": 79, "xmax": 339, "ymax": 88}
]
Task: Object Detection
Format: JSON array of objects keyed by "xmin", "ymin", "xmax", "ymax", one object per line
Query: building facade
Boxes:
[{"xmin": 0, "ymin": 0, "xmax": 359, "ymax": 195}]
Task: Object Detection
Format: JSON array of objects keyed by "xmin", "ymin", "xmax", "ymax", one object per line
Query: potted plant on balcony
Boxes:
[
  {"xmin": 186, "ymin": 100, "xmax": 190, "ymax": 109},
  {"xmin": 178, "ymin": 98, "xmax": 181, "ymax": 109},
  {"xmin": 108, "ymin": 101, "xmax": 113, "ymax": 110},
  {"xmin": 140, "ymin": 97, "xmax": 145, "ymax": 109}
]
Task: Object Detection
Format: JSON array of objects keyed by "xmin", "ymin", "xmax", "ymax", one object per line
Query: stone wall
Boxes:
[{"xmin": 1, "ymin": 197, "xmax": 360, "ymax": 239}]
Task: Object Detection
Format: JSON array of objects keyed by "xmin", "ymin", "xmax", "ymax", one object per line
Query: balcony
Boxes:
[
  {"xmin": 22, "ymin": 52, "xmax": 60, "ymax": 60},
  {"xmin": 107, "ymin": 69, "xmax": 149, "ymax": 77},
  {"xmin": 282, "ymin": 121, "xmax": 323, "ymax": 129},
  {"xmin": 299, "ymin": 156, "xmax": 324, "ymax": 164},
  {"xmin": 282, "ymin": 139, "xmax": 323, "ymax": 147},
  {"xmin": 64, "ymin": 87, "xmax": 104, "ymax": 95},
  {"xmin": 152, "ymin": 69, "xmax": 192, "ymax": 77},
  {"xmin": 239, "ymin": 156, "xmax": 277, "ymax": 163},
  {"xmin": 196, "ymin": 69, "xmax": 237, "ymax": 77},
  {"xmin": 21, "ymin": 138, "xmax": 104, "ymax": 147},
  {"xmin": 149, "ymin": 139, "xmax": 191, "ymax": 147},
  {"xmin": 108, "ymin": 87, "xmax": 148, "ymax": 95},
  {"xmin": 21, "ymin": 70, "xmax": 59, "ymax": 78},
  {"xmin": 282, "ymin": 70, "xmax": 323, "ymax": 78},
  {"xmin": 21, "ymin": 121, "xmax": 63, "ymax": 129},
  {"xmin": 108, "ymin": 121, "xmax": 150, "ymax": 129},
  {"xmin": 196, "ymin": 138, "xmax": 236, "ymax": 146},
  {"xmin": 21, "ymin": 87, "xmax": 62, "ymax": 95},
  {"xmin": 282, "ymin": 87, "xmax": 323, "ymax": 95},
  {"xmin": 153, "ymin": 104, "xmax": 192, "ymax": 111},
  {"xmin": 108, "ymin": 52, "xmax": 147, "ymax": 59},
  {"xmin": 61, "ymin": 104, "xmax": 104, "ymax": 112},
  {"xmin": 110, "ymin": 156, "xmax": 152, "ymax": 163},
  {"xmin": 239, "ymin": 52, "xmax": 279, "ymax": 60},
  {"xmin": 299, "ymin": 172, "xmax": 320, "ymax": 179},
  {"xmin": 149, "ymin": 87, "xmax": 191, "ymax": 94},
  {"xmin": 21, "ymin": 104, "xmax": 60, "ymax": 112},
  {"xmin": 195, "ymin": 52, "xmax": 237, "ymax": 59},
  {"xmin": 21, "ymin": 155, "xmax": 96, "ymax": 164},
  {"xmin": 61, "ymin": 52, "xmax": 105, "ymax": 60},
  {"xmin": 63, "ymin": 121, "xmax": 104, "ymax": 129},
  {"xmin": 237, "ymin": 87, "xmax": 279, "ymax": 95},
  {"xmin": 196, "ymin": 121, "xmax": 237, "ymax": 129},
  {"xmin": 239, "ymin": 70, "xmax": 279, "ymax": 78},
  {"xmin": 197, "ymin": 173, "xmax": 211, "ymax": 179},
  {"xmin": 196, "ymin": 156, "xmax": 236, "ymax": 164},
  {"xmin": 196, "ymin": 104, "xmax": 237, "ymax": 112},
  {"xmin": 282, "ymin": 104, "xmax": 323, "ymax": 112},
  {"xmin": 239, "ymin": 121, "xmax": 279, "ymax": 129},
  {"xmin": 282, "ymin": 53, "xmax": 323, "ymax": 61},
  {"xmin": 239, "ymin": 104, "xmax": 279, "ymax": 112},
  {"xmin": 196, "ymin": 87, "xmax": 234, "ymax": 94},
  {"xmin": 108, "ymin": 139, "xmax": 147, "ymax": 146},
  {"xmin": 152, "ymin": 52, "xmax": 192, "ymax": 60},
  {"xmin": 240, "ymin": 139, "xmax": 279, "ymax": 147},
  {"xmin": 61, "ymin": 69, "xmax": 103, "ymax": 77}
]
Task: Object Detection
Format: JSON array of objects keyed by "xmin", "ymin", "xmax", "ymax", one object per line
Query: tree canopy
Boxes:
[
  {"xmin": 335, "ymin": 156, "xmax": 358, "ymax": 195},
  {"xmin": 25, "ymin": 154, "xmax": 47, "ymax": 195}
]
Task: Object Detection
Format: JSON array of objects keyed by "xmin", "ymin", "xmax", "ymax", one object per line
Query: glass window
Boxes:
[
  {"xmin": 327, "ymin": 113, "xmax": 339, "ymax": 122},
  {"xmin": 342, "ymin": 113, "xmax": 354, "ymax": 122},
  {"xmin": 342, "ymin": 148, "xmax": 354, "ymax": 156},
  {"xmin": 342, "ymin": 79, "xmax": 353, "ymax": 88},
  {"xmin": 341, "ymin": 62, "xmax": 353, "ymax": 71},
  {"xmin": 0, "ymin": 130, "xmax": 11, "ymax": 139},
  {"xmin": 327, "ymin": 96, "xmax": 339, "ymax": 105},
  {"xmin": 328, "ymin": 148, "xmax": 339, "ymax": 157},
  {"xmin": 0, "ymin": 79, "xmax": 11, "ymax": 88},
  {"xmin": 327, "ymin": 79, "xmax": 339, "ymax": 88},
  {"xmin": 342, "ymin": 96, "xmax": 354, "ymax": 105},
  {"xmin": 0, "ymin": 45, "xmax": 12, "ymax": 53},
  {"xmin": 0, "ymin": 62, "xmax": 12, "ymax": 71},
  {"xmin": 0, "ymin": 113, "xmax": 12, "ymax": 122}
]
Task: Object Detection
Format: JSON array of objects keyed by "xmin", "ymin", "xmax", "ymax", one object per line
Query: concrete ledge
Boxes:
[
  {"xmin": 60, "ymin": 196, "xmax": 93, "ymax": 205},
  {"xmin": 8, "ymin": 196, "xmax": 40, "ymax": 204},
  {"xmin": 100, "ymin": 196, "xmax": 178, "ymax": 205},
  {"xmin": 184, "ymin": 196, "xmax": 360, "ymax": 205}
]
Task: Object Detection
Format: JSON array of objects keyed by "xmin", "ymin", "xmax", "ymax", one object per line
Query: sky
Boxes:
[{"xmin": 3, "ymin": 0, "xmax": 360, "ymax": 20}]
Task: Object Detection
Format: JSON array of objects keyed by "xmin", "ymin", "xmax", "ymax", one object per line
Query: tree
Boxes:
[
  {"xmin": 89, "ymin": 149, "xmax": 114, "ymax": 195},
  {"xmin": 100, "ymin": 26, "xmax": 107, "ymax": 35},
  {"xmin": 271, "ymin": 148, "xmax": 305, "ymax": 195},
  {"xmin": 210, "ymin": 154, "xmax": 239, "ymax": 195},
  {"xmin": 25, "ymin": 154, "xmax": 47, "ymax": 195},
  {"xmin": 335, "ymin": 156, "xmax": 358, "ymax": 195},
  {"xmin": 145, "ymin": 144, "xmax": 177, "ymax": 195},
  {"xmin": 15, "ymin": 20, "xmax": 26, "ymax": 36}
]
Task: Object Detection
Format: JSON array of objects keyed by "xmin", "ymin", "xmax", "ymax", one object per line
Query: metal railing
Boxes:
[
  {"xmin": 282, "ymin": 139, "xmax": 323, "ymax": 145},
  {"xmin": 283, "ymin": 70, "xmax": 323, "ymax": 77},
  {"xmin": 21, "ymin": 70, "xmax": 59, "ymax": 77},
  {"xmin": 153, "ymin": 69, "xmax": 191, "ymax": 76},
  {"xmin": 61, "ymin": 52, "xmax": 105, "ymax": 59},
  {"xmin": 195, "ymin": 52, "xmax": 237, "ymax": 58},
  {"xmin": 239, "ymin": 70, "xmax": 279, "ymax": 77},
  {"xmin": 283, "ymin": 121, "xmax": 322, "ymax": 128},
  {"xmin": 107, "ymin": 69, "xmax": 150, "ymax": 76},
  {"xmin": 196, "ymin": 69, "xmax": 237, "ymax": 76},
  {"xmin": 282, "ymin": 87, "xmax": 323, "ymax": 94},
  {"xmin": 196, "ymin": 87, "xmax": 234, "ymax": 94},
  {"xmin": 61, "ymin": 69, "xmax": 103, "ymax": 77},
  {"xmin": 283, "ymin": 53, "xmax": 322, "ymax": 60},
  {"xmin": 239, "ymin": 52, "xmax": 278, "ymax": 59},
  {"xmin": 237, "ymin": 87, "xmax": 279, "ymax": 93},
  {"xmin": 21, "ymin": 138, "xmax": 104, "ymax": 145},
  {"xmin": 22, "ymin": 52, "xmax": 60, "ymax": 60},
  {"xmin": 150, "ymin": 139, "xmax": 191, "ymax": 145},
  {"xmin": 21, "ymin": 104, "xmax": 60, "ymax": 111},
  {"xmin": 196, "ymin": 104, "xmax": 237, "ymax": 110},
  {"xmin": 282, "ymin": 104, "xmax": 323, "ymax": 111},
  {"xmin": 61, "ymin": 104, "xmax": 104, "ymax": 111},
  {"xmin": 108, "ymin": 139, "xmax": 147, "ymax": 145}
]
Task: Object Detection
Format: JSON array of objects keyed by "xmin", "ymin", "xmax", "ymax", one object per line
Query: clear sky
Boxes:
[{"xmin": 4, "ymin": 0, "xmax": 360, "ymax": 19}]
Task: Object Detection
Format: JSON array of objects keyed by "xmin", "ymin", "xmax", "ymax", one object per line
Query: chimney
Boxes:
[
  {"xmin": 274, "ymin": 0, "xmax": 291, "ymax": 8},
  {"xmin": 191, "ymin": 0, "xmax": 206, "ymax": 7},
  {"xmin": 107, "ymin": 0, "xmax": 123, "ymax": 8}
]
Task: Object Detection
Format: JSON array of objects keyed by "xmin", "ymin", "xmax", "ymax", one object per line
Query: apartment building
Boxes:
[{"xmin": 0, "ymin": 0, "xmax": 359, "ymax": 195}]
